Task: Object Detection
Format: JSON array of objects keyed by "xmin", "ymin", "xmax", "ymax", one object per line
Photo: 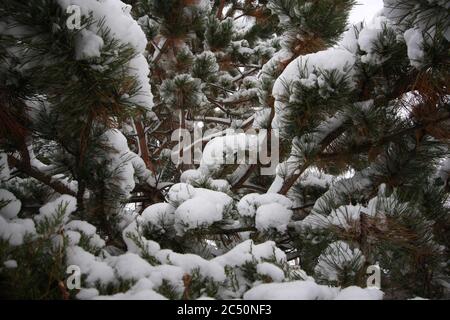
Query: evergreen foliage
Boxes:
[{"xmin": 0, "ymin": 0, "xmax": 448, "ymax": 300}]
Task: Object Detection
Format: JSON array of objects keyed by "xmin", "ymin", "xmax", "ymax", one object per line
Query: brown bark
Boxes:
[
  {"xmin": 217, "ymin": 0, "xmax": 226, "ymax": 20},
  {"xmin": 135, "ymin": 118, "xmax": 156, "ymax": 174}
]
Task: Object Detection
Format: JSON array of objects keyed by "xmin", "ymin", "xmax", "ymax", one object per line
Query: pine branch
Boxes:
[
  {"xmin": 318, "ymin": 113, "xmax": 450, "ymax": 162},
  {"xmin": 7, "ymin": 155, "xmax": 76, "ymax": 197},
  {"xmin": 279, "ymin": 123, "xmax": 348, "ymax": 195}
]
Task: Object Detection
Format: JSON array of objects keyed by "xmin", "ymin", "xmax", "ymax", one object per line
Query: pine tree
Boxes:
[
  {"xmin": 0, "ymin": 0, "xmax": 448, "ymax": 300},
  {"xmin": 267, "ymin": 0, "xmax": 450, "ymax": 298}
]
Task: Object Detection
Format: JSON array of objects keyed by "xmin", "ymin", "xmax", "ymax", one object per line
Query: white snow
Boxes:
[
  {"xmin": 335, "ymin": 286, "xmax": 384, "ymax": 300},
  {"xmin": 193, "ymin": 188, "xmax": 233, "ymax": 209},
  {"xmin": 404, "ymin": 28, "xmax": 425, "ymax": 68},
  {"xmin": 243, "ymin": 280, "xmax": 339, "ymax": 300},
  {"xmin": 156, "ymin": 249, "xmax": 226, "ymax": 282},
  {"xmin": 95, "ymin": 289, "xmax": 166, "ymax": 300},
  {"xmin": 65, "ymin": 230, "xmax": 82, "ymax": 246},
  {"xmin": 237, "ymin": 193, "xmax": 292, "ymax": 218},
  {"xmin": 122, "ymin": 220, "xmax": 161, "ymax": 256},
  {"xmin": 34, "ymin": 195, "xmax": 77, "ymax": 226},
  {"xmin": 66, "ymin": 220, "xmax": 96, "ymax": 236},
  {"xmin": 167, "ymin": 183, "xmax": 233, "ymax": 234},
  {"xmin": 167, "ymin": 183, "xmax": 196, "ymax": 204},
  {"xmin": 66, "ymin": 220, "xmax": 105, "ymax": 248},
  {"xmin": 237, "ymin": 193, "xmax": 260, "ymax": 217},
  {"xmin": 141, "ymin": 203, "xmax": 176, "ymax": 230},
  {"xmin": 101, "ymin": 129, "xmax": 155, "ymax": 199},
  {"xmin": 357, "ymin": 16, "xmax": 389, "ymax": 64},
  {"xmin": 180, "ymin": 169, "xmax": 206, "ymax": 185},
  {"xmin": 74, "ymin": 29, "xmax": 104, "ymax": 60},
  {"xmin": 328, "ymin": 205, "xmax": 363, "ymax": 231},
  {"xmin": 3, "ymin": 259, "xmax": 18, "ymax": 269},
  {"xmin": 244, "ymin": 280, "xmax": 384, "ymax": 300},
  {"xmin": 148, "ymin": 265, "xmax": 184, "ymax": 294},
  {"xmin": 256, "ymin": 193, "xmax": 293, "ymax": 209},
  {"xmin": 174, "ymin": 197, "xmax": 223, "ymax": 233},
  {"xmin": 66, "ymin": 246, "xmax": 115, "ymax": 286},
  {"xmin": 213, "ymin": 240, "xmax": 286, "ymax": 267},
  {"xmin": 94, "ymin": 277, "xmax": 167, "ymax": 300},
  {"xmin": 108, "ymin": 252, "xmax": 153, "ymax": 281},
  {"xmin": 199, "ymin": 132, "xmax": 259, "ymax": 173},
  {"xmin": 255, "ymin": 203, "xmax": 292, "ymax": 233},
  {"xmin": 256, "ymin": 262, "xmax": 285, "ymax": 282},
  {"xmin": 210, "ymin": 179, "xmax": 230, "ymax": 192},
  {"xmin": 0, "ymin": 189, "xmax": 21, "ymax": 219},
  {"xmin": 76, "ymin": 288, "xmax": 100, "ymax": 300},
  {"xmin": 0, "ymin": 216, "xmax": 36, "ymax": 246}
]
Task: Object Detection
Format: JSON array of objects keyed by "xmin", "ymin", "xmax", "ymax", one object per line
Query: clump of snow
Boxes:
[
  {"xmin": 357, "ymin": 16, "xmax": 390, "ymax": 64},
  {"xmin": 66, "ymin": 220, "xmax": 105, "ymax": 249},
  {"xmin": 0, "ymin": 189, "xmax": 21, "ymax": 219},
  {"xmin": 181, "ymin": 169, "xmax": 230, "ymax": 192},
  {"xmin": 166, "ymin": 183, "xmax": 233, "ymax": 234},
  {"xmin": 200, "ymin": 133, "xmax": 259, "ymax": 173},
  {"xmin": 3, "ymin": 259, "xmax": 18, "ymax": 269},
  {"xmin": 180, "ymin": 169, "xmax": 206, "ymax": 185},
  {"xmin": 107, "ymin": 279, "xmax": 165, "ymax": 300},
  {"xmin": 255, "ymin": 203, "xmax": 292, "ymax": 233},
  {"xmin": 148, "ymin": 265, "xmax": 185, "ymax": 294},
  {"xmin": 107, "ymin": 252, "xmax": 152, "ymax": 281},
  {"xmin": 167, "ymin": 183, "xmax": 195, "ymax": 204},
  {"xmin": 174, "ymin": 197, "xmax": 223, "ymax": 234},
  {"xmin": 74, "ymin": 29, "xmax": 104, "ymax": 60},
  {"xmin": 96, "ymin": 288, "xmax": 167, "ymax": 300},
  {"xmin": 243, "ymin": 280, "xmax": 339, "ymax": 300},
  {"xmin": 237, "ymin": 193, "xmax": 260, "ymax": 217},
  {"xmin": 403, "ymin": 28, "xmax": 425, "ymax": 68},
  {"xmin": 66, "ymin": 220, "xmax": 96, "ymax": 236},
  {"xmin": 101, "ymin": 129, "xmax": 155, "ymax": 199},
  {"xmin": 122, "ymin": 220, "xmax": 161, "ymax": 257},
  {"xmin": 244, "ymin": 278, "xmax": 383, "ymax": 300},
  {"xmin": 93, "ymin": 278, "xmax": 167, "ymax": 300},
  {"xmin": 65, "ymin": 230, "xmax": 82, "ymax": 246},
  {"xmin": 194, "ymin": 188, "xmax": 233, "ymax": 209},
  {"xmin": 58, "ymin": 0, "xmax": 146, "ymax": 51},
  {"xmin": 256, "ymin": 262, "xmax": 285, "ymax": 282},
  {"xmin": 127, "ymin": 55, "xmax": 154, "ymax": 110},
  {"xmin": 66, "ymin": 246, "xmax": 115, "ymax": 286},
  {"xmin": 141, "ymin": 203, "xmax": 175, "ymax": 230},
  {"xmin": 213, "ymin": 240, "xmax": 286, "ymax": 267},
  {"xmin": 34, "ymin": 195, "xmax": 77, "ymax": 226},
  {"xmin": 156, "ymin": 249, "xmax": 226, "ymax": 282},
  {"xmin": 210, "ymin": 179, "xmax": 230, "ymax": 191},
  {"xmin": 335, "ymin": 286, "xmax": 384, "ymax": 300},
  {"xmin": 237, "ymin": 193, "xmax": 292, "ymax": 218},
  {"xmin": 76, "ymin": 288, "xmax": 100, "ymax": 300},
  {"xmin": 0, "ymin": 216, "xmax": 36, "ymax": 246}
]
